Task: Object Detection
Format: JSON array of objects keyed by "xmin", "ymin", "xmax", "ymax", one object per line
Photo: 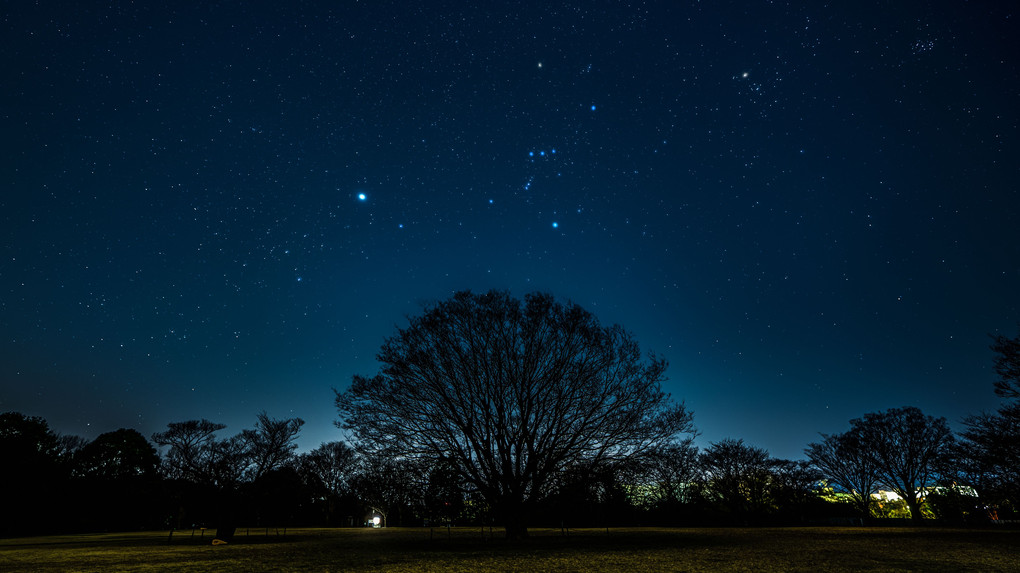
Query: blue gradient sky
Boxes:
[{"xmin": 2, "ymin": 1, "xmax": 1017, "ymax": 460}]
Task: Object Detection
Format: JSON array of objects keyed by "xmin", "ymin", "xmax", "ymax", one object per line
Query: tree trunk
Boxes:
[
  {"xmin": 905, "ymin": 495, "xmax": 924, "ymax": 522},
  {"xmin": 214, "ymin": 490, "xmax": 237, "ymax": 542},
  {"xmin": 214, "ymin": 522, "xmax": 236, "ymax": 542},
  {"xmin": 503, "ymin": 516, "xmax": 529, "ymax": 540},
  {"xmin": 857, "ymin": 497, "xmax": 871, "ymax": 521},
  {"xmin": 499, "ymin": 499, "xmax": 530, "ymax": 540}
]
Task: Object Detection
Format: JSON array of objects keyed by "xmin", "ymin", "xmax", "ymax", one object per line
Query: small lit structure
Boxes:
[{"xmin": 367, "ymin": 508, "xmax": 386, "ymax": 528}]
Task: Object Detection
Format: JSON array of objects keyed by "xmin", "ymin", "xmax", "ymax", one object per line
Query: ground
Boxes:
[{"xmin": 1, "ymin": 526, "xmax": 1017, "ymax": 572}]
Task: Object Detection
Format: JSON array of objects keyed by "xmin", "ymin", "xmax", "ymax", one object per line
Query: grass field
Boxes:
[{"xmin": 1, "ymin": 526, "xmax": 1017, "ymax": 572}]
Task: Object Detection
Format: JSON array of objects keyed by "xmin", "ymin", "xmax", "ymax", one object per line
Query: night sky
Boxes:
[{"xmin": 2, "ymin": 2, "xmax": 1017, "ymax": 461}]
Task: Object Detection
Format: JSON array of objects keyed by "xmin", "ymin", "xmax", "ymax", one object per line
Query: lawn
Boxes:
[{"xmin": 1, "ymin": 526, "xmax": 1017, "ymax": 572}]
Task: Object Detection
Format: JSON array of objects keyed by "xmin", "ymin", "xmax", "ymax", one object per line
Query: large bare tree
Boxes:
[
  {"xmin": 335, "ymin": 290, "xmax": 694, "ymax": 538},
  {"xmin": 805, "ymin": 429, "xmax": 881, "ymax": 518},
  {"xmin": 851, "ymin": 406, "xmax": 953, "ymax": 522}
]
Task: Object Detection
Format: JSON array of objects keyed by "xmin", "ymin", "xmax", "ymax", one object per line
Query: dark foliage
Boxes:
[
  {"xmin": 67, "ymin": 428, "xmax": 162, "ymax": 532},
  {"xmin": 349, "ymin": 454, "xmax": 424, "ymax": 527},
  {"xmin": 0, "ymin": 412, "xmax": 63, "ymax": 536},
  {"xmin": 151, "ymin": 413, "xmax": 303, "ymax": 540},
  {"xmin": 296, "ymin": 441, "xmax": 361, "ymax": 526},
  {"xmin": 73, "ymin": 428, "xmax": 160, "ymax": 480},
  {"xmin": 698, "ymin": 438, "xmax": 778, "ymax": 523},
  {"xmin": 3, "ymin": 318, "xmax": 1015, "ymax": 536}
]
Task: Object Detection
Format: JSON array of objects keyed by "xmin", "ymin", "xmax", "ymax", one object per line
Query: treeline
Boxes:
[
  {"xmin": 2, "ymin": 323, "xmax": 1017, "ymax": 539},
  {"xmin": 2, "ymin": 399, "xmax": 1016, "ymax": 539}
]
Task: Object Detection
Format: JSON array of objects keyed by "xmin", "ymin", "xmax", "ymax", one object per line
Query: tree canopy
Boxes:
[
  {"xmin": 850, "ymin": 406, "xmax": 953, "ymax": 521},
  {"xmin": 335, "ymin": 290, "xmax": 695, "ymax": 538},
  {"xmin": 805, "ymin": 430, "xmax": 881, "ymax": 518},
  {"xmin": 990, "ymin": 330, "xmax": 1020, "ymax": 399}
]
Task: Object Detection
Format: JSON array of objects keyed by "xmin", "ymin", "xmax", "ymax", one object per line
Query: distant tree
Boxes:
[
  {"xmin": 990, "ymin": 330, "xmax": 1020, "ymax": 399},
  {"xmin": 851, "ymin": 407, "xmax": 954, "ymax": 522},
  {"xmin": 699, "ymin": 438, "xmax": 777, "ymax": 521},
  {"xmin": 70, "ymin": 429, "xmax": 162, "ymax": 531},
  {"xmin": 152, "ymin": 419, "xmax": 226, "ymax": 483},
  {"xmin": 770, "ymin": 459, "xmax": 824, "ymax": 521},
  {"xmin": 955, "ymin": 404, "xmax": 1020, "ymax": 516},
  {"xmin": 298, "ymin": 441, "xmax": 360, "ymax": 524},
  {"xmin": 55, "ymin": 434, "xmax": 89, "ymax": 462},
  {"xmin": 635, "ymin": 438, "xmax": 701, "ymax": 509},
  {"xmin": 206, "ymin": 433, "xmax": 252, "ymax": 490},
  {"xmin": 0, "ymin": 412, "xmax": 62, "ymax": 535},
  {"xmin": 806, "ymin": 430, "xmax": 881, "ymax": 518},
  {"xmin": 947, "ymin": 332, "xmax": 1020, "ymax": 518},
  {"xmin": 547, "ymin": 456, "xmax": 637, "ymax": 528},
  {"xmin": 350, "ymin": 454, "xmax": 424, "ymax": 527},
  {"xmin": 243, "ymin": 411, "xmax": 304, "ymax": 481},
  {"xmin": 335, "ymin": 290, "xmax": 695, "ymax": 539},
  {"xmin": 250, "ymin": 466, "xmax": 310, "ymax": 527},
  {"xmin": 152, "ymin": 413, "xmax": 303, "ymax": 540},
  {"xmin": 421, "ymin": 459, "xmax": 467, "ymax": 526},
  {"xmin": 73, "ymin": 428, "xmax": 159, "ymax": 480},
  {"xmin": 0, "ymin": 411, "xmax": 59, "ymax": 460}
]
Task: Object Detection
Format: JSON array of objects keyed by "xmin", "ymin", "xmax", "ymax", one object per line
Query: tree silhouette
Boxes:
[
  {"xmin": 956, "ymin": 404, "xmax": 1020, "ymax": 517},
  {"xmin": 0, "ymin": 412, "xmax": 62, "ymax": 535},
  {"xmin": 990, "ymin": 330, "xmax": 1020, "ymax": 398},
  {"xmin": 851, "ymin": 407, "xmax": 953, "ymax": 522},
  {"xmin": 152, "ymin": 414, "xmax": 303, "ymax": 540},
  {"xmin": 699, "ymin": 438, "xmax": 776, "ymax": 521},
  {"xmin": 350, "ymin": 454, "xmax": 423, "ymax": 527},
  {"xmin": 297, "ymin": 441, "xmax": 360, "ymax": 525},
  {"xmin": 73, "ymin": 428, "xmax": 159, "ymax": 480},
  {"xmin": 152, "ymin": 419, "xmax": 226, "ymax": 484},
  {"xmin": 335, "ymin": 290, "xmax": 694, "ymax": 538},
  {"xmin": 770, "ymin": 459, "xmax": 824, "ymax": 522},
  {"xmin": 243, "ymin": 411, "xmax": 304, "ymax": 482},
  {"xmin": 71, "ymin": 429, "xmax": 161, "ymax": 531},
  {"xmin": 635, "ymin": 438, "xmax": 700, "ymax": 510},
  {"xmin": 806, "ymin": 430, "xmax": 881, "ymax": 518},
  {"xmin": 953, "ymin": 334, "xmax": 1020, "ymax": 518}
]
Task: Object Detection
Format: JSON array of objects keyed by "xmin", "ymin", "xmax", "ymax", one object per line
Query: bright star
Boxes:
[
  {"xmin": 552, "ymin": 222, "xmax": 559, "ymax": 229},
  {"xmin": 358, "ymin": 193, "xmax": 366, "ymax": 201}
]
